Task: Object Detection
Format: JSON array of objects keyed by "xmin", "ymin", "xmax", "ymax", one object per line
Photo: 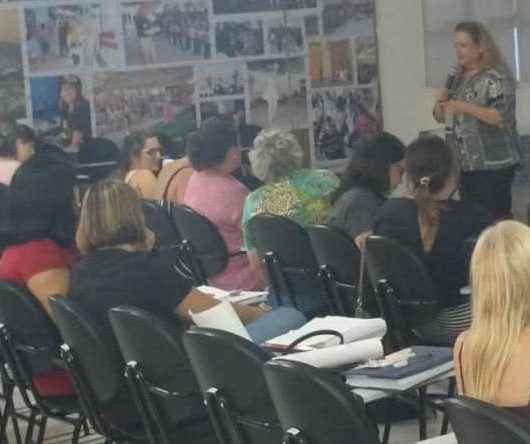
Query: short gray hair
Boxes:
[{"xmin": 249, "ymin": 129, "xmax": 303, "ymax": 183}]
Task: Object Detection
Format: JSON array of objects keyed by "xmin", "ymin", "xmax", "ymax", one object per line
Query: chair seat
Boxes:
[{"xmin": 40, "ymin": 393, "xmax": 80, "ymax": 416}]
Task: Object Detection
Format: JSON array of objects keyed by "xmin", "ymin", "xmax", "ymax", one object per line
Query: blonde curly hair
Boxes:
[{"xmin": 249, "ymin": 128, "xmax": 303, "ymax": 184}]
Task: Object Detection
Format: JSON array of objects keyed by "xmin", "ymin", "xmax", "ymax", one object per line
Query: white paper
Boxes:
[
  {"xmin": 189, "ymin": 301, "xmax": 252, "ymax": 341},
  {"xmin": 266, "ymin": 317, "xmax": 387, "ymax": 350},
  {"xmin": 277, "ymin": 338, "xmax": 384, "ymax": 368},
  {"xmin": 197, "ymin": 285, "xmax": 268, "ymax": 305}
]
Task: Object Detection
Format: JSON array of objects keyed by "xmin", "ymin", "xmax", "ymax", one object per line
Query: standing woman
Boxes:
[{"xmin": 433, "ymin": 22, "xmax": 520, "ymax": 220}]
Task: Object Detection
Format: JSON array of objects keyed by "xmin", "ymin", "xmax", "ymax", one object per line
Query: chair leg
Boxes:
[
  {"xmin": 24, "ymin": 411, "xmax": 37, "ymax": 444},
  {"xmin": 35, "ymin": 417, "xmax": 47, "ymax": 444},
  {"xmin": 71, "ymin": 416, "xmax": 83, "ymax": 444},
  {"xmin": 418, "ymin": 386, "xmax": 427, "ymax": 441},
  {"xmin": 440, "ymin": 377, "xmax": 456, "ymax": 435},
  {"xmin": 382, "ymin": 399, "xmax": 392, "ymax": 444}
]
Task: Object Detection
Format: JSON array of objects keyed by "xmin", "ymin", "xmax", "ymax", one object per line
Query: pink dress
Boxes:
[
  {"xmin": 0, "ymin": 159, "xmax": 20, "ymax": 186},
  {"xmin": 184, "ymin": 171, "xmax": 261, "ymax": 291}
]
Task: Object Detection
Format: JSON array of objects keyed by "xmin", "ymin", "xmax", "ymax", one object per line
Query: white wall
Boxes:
[{"xmin": 375, "ymin": 0, "xmax": 530, "ymax": 144}]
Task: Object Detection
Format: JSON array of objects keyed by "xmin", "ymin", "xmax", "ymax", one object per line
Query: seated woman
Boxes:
[
  {"xmin": 115, "ymin": 131, "xmax": 162, "ymax": 200},
  {"xmin": 329, "ymin": 132, "xmax": 405, "ymax": 249},
  {"xmin": 0, "ymin": 133, "xmax": 20, "ymax": 186},
  {"xmin": 71, "ymin": 179, "xmax": 305, "ymax": 344},
  {"xmin": 242, "ymin": 128, "xmax": 339, "ymax": 317},
  {"xmin": 183, "ymin": 117, "xmax": 263, "ymax": 291},
  {"xmin": 0, "ymin": 155, "xmax": 77, "ymax": 396},
  {"xmin": 373, "ymin": 135, "xmax": 491, "ymax": 344},
  {"xmin": 455, "ymin": 220, "xmax": 530, "ymax": 421}
]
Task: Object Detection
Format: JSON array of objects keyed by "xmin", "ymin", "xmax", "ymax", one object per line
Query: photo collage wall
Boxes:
[{"xmin": 0, "ymin": 0, "xmax": 381, "ymax": 167}]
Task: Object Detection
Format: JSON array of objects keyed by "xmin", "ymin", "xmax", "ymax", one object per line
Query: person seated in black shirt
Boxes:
[
  {"xmin": 70, "ymin": 178, "xmax": 265, "ymax": 338},
  {"xmin": 373, "ymin": 135, "xmax": 492, "ymax": 344}
]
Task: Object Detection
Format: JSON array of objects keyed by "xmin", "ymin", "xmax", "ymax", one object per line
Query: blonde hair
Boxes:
[
  {"xmin": 249, "ymin": 128, "xmax": 303, "ymax": 183},
  {"xmin": 464, "ymin": 220, "xmax": 530, "ymax": 402},
  {"xmin": 454, "ymin": 22, "xmax": 513, "ymax": 78},
  {"xmin": 76, "ymin": 179, "xmax": 148, "ymax": 255}
]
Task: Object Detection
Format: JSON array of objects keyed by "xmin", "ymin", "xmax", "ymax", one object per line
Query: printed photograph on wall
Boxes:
[
  {"xmin": 24, "ymin": 3, "xmax": 122, "ymax": 73},
  {"xmin": 311, "ymin": 86, "xmax": 381, "ymax": 163},
  {"xmin": 199, "ymin": 98, "xmax": 257, "ymax": 147},
  {"xmin": 212, "ymin": 0, "xmax": 317, "ymax": 15},
  {"xmin": 121, "ymin": 0, "xmax": 210, "ymax": 66},
  {"xmin": 215, "ymin": 20, "xmax": 264, "ymax": 59},
  {"xmin": 0, "ymin": 9, "xmax": 26, "ymax": 119},
  {"xmin": 94, "ymin": 66, "xmax": 196, "ymax": 143},
  {"xmin": 195, "ymin": 62, "xmax": 245, "ymax": 99},
  {"xmin": 322, "ymin": 0, "xmax": 375, "ymax": 38},
  {"xmin": 309, "ymin": 39, "xmax": 354, "ymax": 88},
  {"xmin": 30, "ymin": 74, "xmax": 92, "ymax": 152},
  {"xmin": 304, "ymin": 15, "xmax": 320, "ymax": 37},
  {"xmin": 264, "ymin": 15, "xmax": 305, "ymax": 56},
  {"xmin": 355, "ymin": 35, "xmax": 377, "ymax": 84},
  {"xmin": 248, "ymin": 57, "xmax": 307, "ymax": 129}
]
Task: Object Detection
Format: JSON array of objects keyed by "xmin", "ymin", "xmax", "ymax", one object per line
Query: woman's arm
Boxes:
[
  {"xmin": 176, "ymin": 288, "xmax": 265, "ymax": 325},
  {"xmin": 130, "ymin": 170, "xmax": 158, "ymax": 200},
  {"xmin": 440, "ymin": 100, "xmax": 502, "ymax": 127},
  {"xmin": 27, "ymin": 268, "xmax": 70, "ymax": 315}
]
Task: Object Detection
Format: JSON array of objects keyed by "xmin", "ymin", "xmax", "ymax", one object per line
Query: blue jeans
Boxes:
[{"xmin": 247, "ymin": 307, "xmax": 306, "ymax": 344}]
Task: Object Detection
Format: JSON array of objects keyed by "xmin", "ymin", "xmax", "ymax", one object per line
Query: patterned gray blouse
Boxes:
[{"xmin": 447, "ymin": 68, "xmax": 521, "ymax": 172}]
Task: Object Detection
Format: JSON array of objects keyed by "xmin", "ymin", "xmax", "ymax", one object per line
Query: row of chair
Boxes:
[{"xmin": 0, "ymin": 279, "xmax": 527, "ymax": 444}]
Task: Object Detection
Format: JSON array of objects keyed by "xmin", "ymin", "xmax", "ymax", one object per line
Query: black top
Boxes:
[
  {"xmin": 70, "ymin": 249, "xmax": 191, "ymax": 336},
  {"xmin": 374, "ymin": 198, "xmax": 491, "ymax": 307}
]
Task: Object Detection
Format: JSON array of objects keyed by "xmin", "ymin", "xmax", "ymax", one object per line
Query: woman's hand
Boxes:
[{"xmin": 439, "ymin": 100, "xmax": 470, "ymax": 116}]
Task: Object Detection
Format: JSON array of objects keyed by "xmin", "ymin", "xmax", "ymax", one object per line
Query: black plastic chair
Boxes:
[
  {"xmin": 263, "ymin": 359, "xmax": 380, "ymax": 444},
  {"xmin": 364, "ymin": 235, "xmax": 442, "ymax": 350},
  {"xmin": 108, "ymin": 306, "xmax": 216, "ymax": 444},
  {"xmin": 246, "ymin": 214, "xmax": 332, "ymax": 317},
  {"xmin": 306, "ymin": 224, "xmax": 362, "ymax": 316},
  {"xmin": 445, "ymin": 397, "xmax": 530, "ymax": 444},
  {"xmin": 0, "ymin": 282, "xmax": 87, "ymax": 444},
  {"xmin": 182, "ymin": 327, "xmax": 282, "ymax": 444},
  {"xmin": 49, "ymin": 297, "xmax": 149, "ymax": 443},
  {"xmin": 171, "ymin": 205, "xmax": 231, "ymax": 285}
]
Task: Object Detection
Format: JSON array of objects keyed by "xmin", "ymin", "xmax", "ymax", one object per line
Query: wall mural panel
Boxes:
[{"xmin": 1, "ymin": 0, "xmax": 381, "ymax": 167}]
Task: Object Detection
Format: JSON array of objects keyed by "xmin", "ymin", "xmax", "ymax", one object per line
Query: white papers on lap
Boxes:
[
  {"xmin": 189, "ymin": 301, "xmax": 252, "ymax": 341},
  {"xmin": 265, "ymin": 317, "xmax": 387, "ymax": 350},
  {"xmin": 197, "ymin": 285, "xmax": 268, "ymax": 306},
  {"xmin": 277, "ymin": 338, "xmax": 383, "ymax": 368}
]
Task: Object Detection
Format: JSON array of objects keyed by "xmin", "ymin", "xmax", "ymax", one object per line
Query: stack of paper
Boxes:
[
  {"xmin": 277, "ymin": 338, "xmax": 384, "ymax": 368},
  {"xmin": 265, "ymin": 316, "xmax": 387, "ymax": 351}
]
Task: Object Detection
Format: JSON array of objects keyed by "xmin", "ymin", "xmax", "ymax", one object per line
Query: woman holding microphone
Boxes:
[{"xmin": 433, "ymin": 22, "xmax": 520, "ymax": 220}]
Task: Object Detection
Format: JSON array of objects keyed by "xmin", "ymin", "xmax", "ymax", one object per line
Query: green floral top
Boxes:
[{"xmin": 242, "ymin": 169, "xmax": 340, "ymax": 250}]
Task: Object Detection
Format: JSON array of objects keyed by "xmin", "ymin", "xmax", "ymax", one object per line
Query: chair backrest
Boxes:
[
  {"xmin": 445, "ymin": 397, "xmax": 530, "ymax": 444},
  {"xmin": 182, "ymin": 327, "xmax": 281, "ymax": 444},
  {"xmin": 108, "ymin": 306, "xmax": 204, "ymax": 425},
  {"xmin": 307, "ymin": 224, "xmax": 361, "ymax": 315},
  {"xmin": 247, "ymin": 214, "xmax": 328, "ymax": 315},
  {"xmin": 263, "ymin": 359, "xmax": 380, "ymax": 444},
  {"xmin": 49, "ymin": 297, "xmax": 124, "ymax": 405},
  {"xmin": 364, "ymin": 235, "xmax": 439, "ymax": 329},
  {"xmin": 171, "ymin": 205, "xmax": 228, "ymax": 281},
  {"xmin": 0, "ymin": 281, "xmax": 61, "ymax": 376}
]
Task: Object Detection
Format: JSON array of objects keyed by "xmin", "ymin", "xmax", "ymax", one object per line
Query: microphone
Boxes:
[{"xmin": 445, "ymin": 66, "xmax": 459, "ymax": 99}]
